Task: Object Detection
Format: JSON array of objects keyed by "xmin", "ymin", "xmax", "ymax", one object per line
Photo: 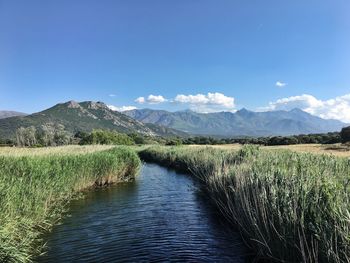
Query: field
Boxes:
[
  {"xmin": 0, "ymin": 145, "xmax": 115, "ymax": 156},
  {"xmin": 0, "ymin": 146, "xmax": 141, "ymax": 263},
  {"xmin": 139, "ymin": 145, "xmax": 350, "ymax": 262},
  {"xmin": 192, "ymin": 143, "xmax": 350, "ymax": 158}
]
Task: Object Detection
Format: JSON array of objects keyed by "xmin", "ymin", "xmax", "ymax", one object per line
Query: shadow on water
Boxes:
[{"xmin": 37, "ymin": 163, "xmax": 248, "ymax": 262}]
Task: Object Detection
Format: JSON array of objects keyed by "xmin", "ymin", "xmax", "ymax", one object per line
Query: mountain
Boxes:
[
  {"xmin": 0, "ymin": 111, "xmax": 27, "ymax": 119},
  {"xmin": 123, "ymin": 108, "xmax": 347, "ymax": 137},
  {"xmin": 0, "ymin": 101, "xmax": 186, "ymax": 140}
]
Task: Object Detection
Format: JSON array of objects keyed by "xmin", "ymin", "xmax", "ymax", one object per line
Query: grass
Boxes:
[
  {"xmin": 192, "ymin": 143, "xmax": 350, "ymax": 157},
  {"xmin": 139, "ymin": 145, "xmax": 350, "ymax": 263},
  {"xmin": 0, "ymin": 146, "xmax": 141, "ymax": 263},
  {"xmin": 0, "ymin": 145, "xmax": 115, "ymax": 156}
]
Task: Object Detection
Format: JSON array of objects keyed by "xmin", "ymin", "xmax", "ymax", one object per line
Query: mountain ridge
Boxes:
[
  {"xmin": 0, "ymin": 101, "xmax": 186, "ymax": 140},
  {"xmin": 0, "ymin": 111, "xmax": 27, "ymax": 119},
  {"xmin": 123, "ymin": 108, "xmax": 346, "ymax": 136}
]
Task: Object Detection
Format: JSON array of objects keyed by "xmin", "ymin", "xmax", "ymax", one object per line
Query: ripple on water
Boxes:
[{"xmin": 37, "ymin": 163, "xmax": 247, "ymax": 262}]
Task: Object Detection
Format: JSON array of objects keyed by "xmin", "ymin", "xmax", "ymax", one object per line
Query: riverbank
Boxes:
[
  {"xmin": 139, "ymin": 145, "xmax": 350, "ymax": 262},
  {"xmin": 0, "ymin": 146, "xmax": 140, "ymax": 262}
]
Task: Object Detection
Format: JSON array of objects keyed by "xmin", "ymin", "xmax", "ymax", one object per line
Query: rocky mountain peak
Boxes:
[
  {"xmin": 83, "ymin": 101, "xmax": 108, "ymax": 110},
  {"xmin": 66, "ymin": 100, "xmax": 81, "ymax": 109}
]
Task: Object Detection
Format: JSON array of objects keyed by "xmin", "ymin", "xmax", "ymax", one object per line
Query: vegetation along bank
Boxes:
[
  {"xmin": 0, "ymin": 146, "xmax": 141, "ymax": 263},
  {"xmin": 139, "ymin": 145, "xmax": 350, "ymax": 263}
]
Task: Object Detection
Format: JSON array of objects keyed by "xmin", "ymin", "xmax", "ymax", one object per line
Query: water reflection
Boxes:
[{"xmin": 38, "ymin": 163, "xmax": 246, "ymax": 262}]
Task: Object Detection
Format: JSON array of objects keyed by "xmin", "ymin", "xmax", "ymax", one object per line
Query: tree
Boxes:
[
  {"xmin": 16, "ymin": 127, "xmax": 26, "ymax": 146},
  {"xmin": 36, "ymin": 123, "xmax": 72, "ymax": 146},
  {"xmin": 38, "ymin": 123, "xmax": 56, "ymax": 146},
  {"xmin": 0, "ymin": 136, "xmax": 14, "ymax": 145},
  {"xmin": 340, "ymin": 126, "xmax": 350, "ymax": 143},
  {"xmin": 54, "ymin": 124, "xmax": 71, "ymax": 145},
  {"xmin": 16, "ymin": 126, "xmax": 37, "ymax": 147},
  {"xmin": 74, "ymin": 131, "xmax": 90, "ymax": 144},
  {"xmin": 16, "ymin": 123, "xmax": 73, "ymax": 147},
  {"xmin": 80, "ymin": 130, "xmax": 135, "ymax": 145},
  {"xmin": 165, "ymin": 137, "xmax": 182, "ymax": 146},
  {"xmin": 128, "ymin": 133, "xmax": 145, "ymax": 144}
]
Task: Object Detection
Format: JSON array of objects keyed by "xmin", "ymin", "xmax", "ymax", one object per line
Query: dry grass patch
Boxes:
[
  {"xmin": 192, "ymin": 143, "xmax": 350, "ymax": 158},
  {"xmin": 0, "ymin": 145, "xmax": 115, "ymax": 156}
]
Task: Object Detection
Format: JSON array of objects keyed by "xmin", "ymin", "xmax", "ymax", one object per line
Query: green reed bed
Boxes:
[
  {"xmin": 0, "ymin": 147, "xmax": 140, "ymax": 263},
  {"xmin": 139, "ymin": 146, "xmax": 350, "ymax": 263}
]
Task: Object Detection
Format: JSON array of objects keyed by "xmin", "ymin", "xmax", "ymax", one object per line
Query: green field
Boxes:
[
  {"xmin": 139, "ymin": 145, "xmax": 350, "ymax": 262},
  {"xmin": 0, "ymin": 146, "xmax": 140, "ymax": 262}
]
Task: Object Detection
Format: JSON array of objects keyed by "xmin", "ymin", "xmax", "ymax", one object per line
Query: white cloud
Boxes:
[
  {"xmin": 147, "ymin": 94, "xmax": 166, "ymax": 104},
  {"xmin": 135, "ymin": 95, "xmax": 166, "ymax": 104},
  {"xmin": 133, "ymin": 92, "xmax": 235, "ymax": 112},
  {"xmin": 174, "ymin": 92, "xmax": 235, "ymax": 113},
  {"xmin": 275, "ymin": 81, "xmax": 287, "ymax": 87},
  {"xmin": 262, "ymin": 93, "xmax": 350, "ymax": 123},
  {"xmin": 135, "ymin": 97, "xmax": 145, "ymax": 104},
  {"xmin": 108, "ymin": 105, "xmax": 137, "ymax": 112},
  {"xmin": 109, "ymin": 94, "xmax": 116, "ymax": 97}
]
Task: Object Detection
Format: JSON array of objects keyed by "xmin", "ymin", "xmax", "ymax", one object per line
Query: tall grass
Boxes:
[
  {"xmin": 139, "ymin": 145, "xmax": 350, "ymax": 262},
  {"xmin": 0, "ymin": 145, "xmax": 115, "ymax": 156},
  {"xmin": 0, "ymin": 146, "xmax": 140, "ymax": 263}
]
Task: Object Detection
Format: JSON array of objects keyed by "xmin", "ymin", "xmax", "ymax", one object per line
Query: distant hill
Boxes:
[
  {"xmin": 0, "ymin": 111, "xmax": 27, "ymax": 119},
  {"xmin": 123, "ymin": 108, "xmax": 347, "ymax": 137},
  {"xmin": 0, "ymin": 101, "xmax": 186, "ymax": 140}
]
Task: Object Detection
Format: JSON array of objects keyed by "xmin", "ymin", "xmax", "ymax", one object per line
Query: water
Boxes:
[{"xmin": 38, "ymin": 163, "xmax": 246, "ymax": 262}]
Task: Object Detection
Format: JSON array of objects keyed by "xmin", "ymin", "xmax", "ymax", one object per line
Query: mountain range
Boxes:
[
  {"xmin": 0, "ymin": 101, "xmax": 346, "ymax": 140},
  {"xmin": 0, "ymin": 101, "xmax": 186, "ymax": 140},
  {"xmin": 0, "ymin": 111, "xmax": 27, "ymax": 119},
  {"xmin": 123, "ymin": 108, "xmax": 347, "ymax": 137}
]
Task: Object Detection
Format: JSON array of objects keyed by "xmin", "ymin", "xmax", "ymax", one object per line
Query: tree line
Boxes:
[
  {"xmin": 3, "ymin": 126, "xmax": 159, "ymax": 147},
  {"xmin": 166, "ymin": 128, "xmax": 350, "ymax": 146},
  {"xmin": 0, "ymin": 125, "xmax": 349, "ymax": 147},
  {"xmin": 15, "ymin": 123, "xmax": 72, "ymax": 147}
]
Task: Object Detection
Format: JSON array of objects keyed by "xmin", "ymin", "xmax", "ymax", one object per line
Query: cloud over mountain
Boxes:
[
  {"xmin": 174, "ymin": 92, "xmax": 235, "ymax": 112},
  {"xmin": 108, "ymin": 105, "xmax": 137, "ymax": 112},
  {"xmin": 134, "ymin": 92, "xmax": 235, "ymax": 113},
  {"xmin": 132, "ymin": 92, "xmax": 350, "ymax": 122},
  {"xmin": 135, "ymin": 95, "xmax": 166, "ymax": 104},
  {"xmin": 263, "ymin": 94, "xmax": 350, "ymax": 123}
]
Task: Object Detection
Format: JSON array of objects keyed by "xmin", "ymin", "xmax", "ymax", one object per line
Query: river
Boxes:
[{"xmin": 37, "ymin": 163, "xmax": 246, "ymax": 262}]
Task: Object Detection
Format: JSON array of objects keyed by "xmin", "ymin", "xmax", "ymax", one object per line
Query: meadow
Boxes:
[
  {"xmin": 0, "ymin": 146, "xmax": 140, "ymax": 263},
  {"xmin": 191, "ymin": 143, "xmax": 350, "ymax": 158},
  {"xmin": 139, "ymin": 145, "xmax": 350, "ymax": 262}
]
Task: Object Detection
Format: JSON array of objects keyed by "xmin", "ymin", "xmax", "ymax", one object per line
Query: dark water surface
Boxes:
[{"xmin": 37, "ymin": 163, "xmax": 246, "ymax": 262}]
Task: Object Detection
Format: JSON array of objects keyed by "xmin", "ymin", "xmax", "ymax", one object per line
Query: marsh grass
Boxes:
[
  {"xmin": 139, "ymin": 145, "xmax": 350, "ymax": 262},
  {"xmin": 192, "ymin": 143, "xmax": 350, "ymax": 158},
  {"xmin": 0, "ymin": 146, "xmax": 140, "ymax": 262},
  {"xmin": 0, "ymin": 145, "xmax": 115, "ymax": 157}
]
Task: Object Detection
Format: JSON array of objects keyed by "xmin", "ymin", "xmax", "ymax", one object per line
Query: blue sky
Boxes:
[{"xmin": 0, "ymin": 0, "xmax": 349, "ymax": 121}]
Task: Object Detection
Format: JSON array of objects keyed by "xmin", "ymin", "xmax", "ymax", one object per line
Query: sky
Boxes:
[{"xmin": 0, "ymin": 0, "xmax": 350, "ymax": 122}]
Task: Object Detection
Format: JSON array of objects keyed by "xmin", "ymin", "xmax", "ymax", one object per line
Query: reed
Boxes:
[
  {"xmin": 139, "ymin": 145, "xmax": 350, "ymax": 262},
  {"xmin": 0, "ymin": 146, "xmax": 140, "ymax": 263}
]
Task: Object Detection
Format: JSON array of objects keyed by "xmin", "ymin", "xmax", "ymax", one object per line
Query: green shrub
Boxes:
[{"xmin": 81, "ymin": 130, "xmax": 135, "ymax": 145}]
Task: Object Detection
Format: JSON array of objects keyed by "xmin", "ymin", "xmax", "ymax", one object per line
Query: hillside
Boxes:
[
  {"xmin": 123, "ymin": 108, "xmax": 346, "ymax": 136},
  {"xmin": 0, "ymin": 101, "xmax": 186, "ymax": 139},
  {"xmin": 0, "ymin": 111, "xmax": 27, "ymax": 119}
]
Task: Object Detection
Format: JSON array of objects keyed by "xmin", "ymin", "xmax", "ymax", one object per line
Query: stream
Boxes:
[{"xmin": 37, "ymin": 163, "xmax": 246, "ymax": 262}]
